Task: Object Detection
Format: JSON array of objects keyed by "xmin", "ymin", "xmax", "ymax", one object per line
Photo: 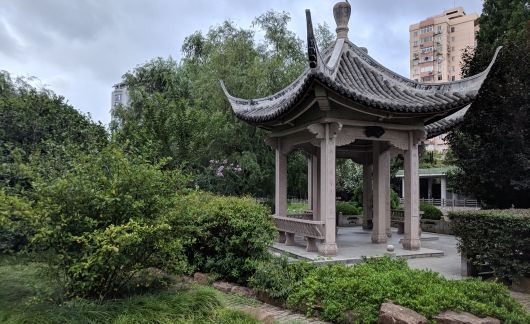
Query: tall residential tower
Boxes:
[
  {"xmin": 409, "ymin": 7, "xmax": 479, "ymax": 83},
  {"xmin": 409, "ymin": 7, "xmax": 479, "ymax": 152}
]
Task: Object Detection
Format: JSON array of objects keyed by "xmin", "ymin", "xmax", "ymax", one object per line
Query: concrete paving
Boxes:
[
  {"xmin": 407, "ymin": 232, "xmax": 462, "ymax": 279},
  {"xmin": 272, "ymin": 227, "xmax": 445, "ymax": 265}
]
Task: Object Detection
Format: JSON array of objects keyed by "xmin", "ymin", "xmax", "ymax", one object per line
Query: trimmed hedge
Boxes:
[
  {"xmin": 419, "ymin": 202, "xmax": 443, "ymax": 220},
  {"xmin": 450, "ymin": 209, "xmax": 530, "ymax": 280},
  {"xmin": 336, "ymin": 202, "xmax": 362, "ymax": 216}
]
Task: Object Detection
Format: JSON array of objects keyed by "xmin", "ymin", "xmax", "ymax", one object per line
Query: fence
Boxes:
[{"xmin": 398, "ymin": 197, "xmax": 480, "ymax": 208}]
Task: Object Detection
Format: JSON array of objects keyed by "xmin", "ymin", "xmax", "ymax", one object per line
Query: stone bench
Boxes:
[
  {"xmin": 391, "ymin": 210, "xmax": 423, "ymax": 235},
  {"xmin": 273, "ymin": 215, "xmax": 325, "ymax": 252}
]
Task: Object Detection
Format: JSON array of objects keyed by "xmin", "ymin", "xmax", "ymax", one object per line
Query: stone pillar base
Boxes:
[
  {"xmin": 306, "ymin": 237, "xmax": 318, "ymax": 252},
  {"xmin": 285, "ymin": 233, "xmax": 296, "ymax": 246},
  {"xmin": 277, "ymin": 231, "xmax": 286, "ymax": 243},
  {"xmin": 362, "ymin": 219, "xmax": 373, "ymax": 230},
  {"xmin": 318, "ymin": 242, "xmax": 337, "ymax": 256},
  {"xmin": 460, "ymin": 255, "xmax": 476, "ymax": 277},
  {"xmin": 402, "ymin": 238, "xmax": 421, "ymax": 250},
  {"xmin": 371, "ymin": 233, "xmax": 387, "ymax": 244}
]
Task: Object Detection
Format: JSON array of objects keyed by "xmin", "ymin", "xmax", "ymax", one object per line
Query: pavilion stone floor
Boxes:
[{"xmin": 272, "ymin": 227, "xmax": 462, "ymax": 279}]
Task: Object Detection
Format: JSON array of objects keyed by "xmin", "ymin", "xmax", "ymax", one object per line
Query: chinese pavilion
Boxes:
[{"xmin": 222, "ymin": 2, "xmax": 500, "ymax": 255}]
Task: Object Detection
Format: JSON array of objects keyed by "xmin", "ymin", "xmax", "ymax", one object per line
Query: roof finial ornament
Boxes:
[
  {"xmin": 333, "ymin": 1, "xmax": 351, "ymax": 39},
  {"xmin": 305, "ymin": 9, "xmax": 318, "ymax": 68}
]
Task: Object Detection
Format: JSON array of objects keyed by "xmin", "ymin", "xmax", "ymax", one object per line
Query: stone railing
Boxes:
[
  {"xmin": 399, "ymin": 198, "xmax": 480, "ymax": 208},
  {"xmin": 273, "ymin": 215, "xmax": 325, "ymax": 252}
]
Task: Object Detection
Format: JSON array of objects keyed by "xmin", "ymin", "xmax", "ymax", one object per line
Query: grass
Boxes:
[
  {"xmin": 287, "ymin": 202, "xmax": 309, "ymax": 214},
  {"xmin": 0, "ymin": 256, "xmax": 258, "ymax": 324}
]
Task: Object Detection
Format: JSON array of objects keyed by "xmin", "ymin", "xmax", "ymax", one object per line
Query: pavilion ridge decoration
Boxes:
[{"xmin": 221, "ymin": 1, "xmax": 500, "ymax": 255}]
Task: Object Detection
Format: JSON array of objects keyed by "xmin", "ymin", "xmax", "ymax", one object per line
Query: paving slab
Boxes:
[{"xmin": 272, "ymin": 227, "xmax": 444, "ymax": 265}]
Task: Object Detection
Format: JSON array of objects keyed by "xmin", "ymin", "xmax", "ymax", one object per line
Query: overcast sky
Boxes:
[{"xmin": 0, "ymin": 0, "xmax": 482, "ymax": 125}]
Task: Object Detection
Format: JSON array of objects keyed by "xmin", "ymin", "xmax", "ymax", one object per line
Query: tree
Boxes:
[
  {"xmin": 447, "ymin": 14, "xmax": 530, "ymax": 208},
  {"xmin": 461, "ymin": 0, "xmax": 530, "ymax": 76},
  {"xmin": 113, "ymin": 11, "xmax": 314, "ymax": 198},
  {"xmin": 0, "ymin": 71, "xmax": 108, "ymax": 194}
]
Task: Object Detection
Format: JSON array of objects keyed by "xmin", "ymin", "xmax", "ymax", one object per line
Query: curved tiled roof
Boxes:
[
  {"xmin": 221, "ymin": 9, "xmax": 501, "ymax": 127},
  {"xmin": 425, "ymin": 105, "xmax": 470, "ymax": 139}
]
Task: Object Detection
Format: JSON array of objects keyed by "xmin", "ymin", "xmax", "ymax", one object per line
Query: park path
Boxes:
[
  {"xmin": 222, "ymin": 292, "xmax": 328, "ymax": 324},
  {"xmin": 510, "ymin": 291, "xmax": 530, "ymax": 312}
]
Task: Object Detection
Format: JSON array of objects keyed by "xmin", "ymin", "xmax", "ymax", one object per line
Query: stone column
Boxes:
[
  {"xmin": 385, "ymin": 169, "xmax": 391, "ymax": 238},
  {"xmin": 362, "ymin": 164, "xmax": 373, "ymax": 229},
  {"xmin": 441, "ymin": 176, "xmax": 447, "ymax": 207},
  {"xmin": 311, "ymin": 154, "xmax": 320, "ymax": 220},
  {"xmin": 427, "ymin": 178, "xmax": 433, "ymax": 199},
  {"xmin": 403, "ymin": 132, "xmax": 421, "ymax": 250},
  {"xmin": 318, "ymin": 124, "xmax": 337, "ymax": 255},
  {"xmin": 372, "ymin": 141, "xmax": 389, "ymax": 244},
  {"xmin": 275, "ymin": 139, "xmax": 287, "ymax": 217},
  {"xmin": 307, "ymin": 157, "xmax": 312, "ymax": 209}
]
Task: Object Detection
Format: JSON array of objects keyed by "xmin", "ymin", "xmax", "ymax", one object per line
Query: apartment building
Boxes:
[
  {"xmin": 111, "ymin": 82, "xmax": 129, "ymax": 108},
  {"xmin": 409, "ymin": 7, "xmax": 479, "ymax": 83},
  {"xmin": 410, "ymin": 7, "xmax": 479, "ymax": 152}
]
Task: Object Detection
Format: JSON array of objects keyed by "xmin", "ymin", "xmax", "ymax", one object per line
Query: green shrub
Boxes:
[
  {"xmin": 31, "ymin": 147, "xmax": 189, "ymax": 299},
  {"xmin": 248, "ymin": 256, "xmax": 315, "ymax": 302},
  {"xmin": 0, "ymin": 191, "xmax": 37, "ymax": 254},
  {"xmin": 336, "ymin": 202, "xmax": 362, "ymax": 215},
  {"xmin": 287, "ymin": 257, "xmax": 529, "ymax": 323},
  {"xmin": 420, "ymin": 202, "xmax": 443, "ymax": 220},
  {"xmin": 168, "ymin": 192, "xmax": 276, "ymax": 283},
  {"xmin": 390, "ymin": 189, "xmax": 400, "ymax": 210},
  {"xmin": 450, "ymin": 209, "xmax": 530, "ymax": 280}
]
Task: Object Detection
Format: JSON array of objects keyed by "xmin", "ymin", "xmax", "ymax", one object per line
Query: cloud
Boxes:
[{"xmin": 0, "ymin": 0, "xmax": 483, "ymax": 124}]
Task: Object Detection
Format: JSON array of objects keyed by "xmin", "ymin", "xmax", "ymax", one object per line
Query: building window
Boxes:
[
  {"xmin": 420, "ymin": 66, "xmax": 434, "ymax": 73},
  {"xmin": 414, "ymin": 31, "xmax": 418, "ymax": 37},
  {"xmin": 452, "ymin": 56, "xmax": 455, "ymax": 62},
  {"xmin": 114, "ymin": 93, "xmax": 122, "ymax": 101},
  {"xmin": 420, "ymin": 36, "xmax": 433, "ymax": 43},
  {"xmin": 450, "ymin": 27, "xmax": 455, "ymax": 33},
  {"xmin": 437, "ymin": 25, "xmax": 442, "ymax": 33},
  {"xmin": 451, "ymin": 36, "xmax": 455, "ymax": 42},
  {"xmin": 421, "ymin": 46, "xmax": 433, "ymax": 53},
  {"xmin": 451, "ymin": 66, "xmax": 456, "ymax": 72},
  {"xmin": 451, "ymin": 75, "xmax": 456, "ymax": 81},
  {"xmin": 413, "ymin": 40, "xmax": 418, "ymax": 46},
  {"xmin": 423, "ymin": 56, "xmax": 433, "ymax": 62},
  {"xmin": 422, "ymin": 76, "xmax": 432, "ymax": 82},
  {"xmin": 420, "ymin": 25, "xmax": 433, "ymax": 34},
  {"xmin": 438, "ymin": 75, "xmax": 443, "ymax": 81},
  {"xmin": 452, "ymin": 46, "xmax": 455, "ymax": 52}
]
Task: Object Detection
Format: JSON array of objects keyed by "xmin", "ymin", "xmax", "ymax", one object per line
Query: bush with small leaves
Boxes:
[
  {"xmin": 168, "ymin": 192, "xmax": 276, "ymax": 283},
  {"xmin": 248, "ymin": 256, "xmax": 315, "ymax": 302},
  {"xmin": 288, "ymin": 257, "xmax": 530, "ymax": 323},
  {"xmin": 0, "ymin": 190, "xmax": 38, "ymax": 254},
  {"xmin": 31, "ymin": 146, "xmax": 189, "ymax": 299},
  {"xmin": 420, "ymin": 202, "xmax": 443, "ymax": 220},
  {"xmin": 336, "ymin": 202, "xmax": 362, "ymax": 216}
]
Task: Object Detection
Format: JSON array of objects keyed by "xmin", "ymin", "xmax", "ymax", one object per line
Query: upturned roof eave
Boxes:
[{"xmin": 220, "ymin": 5, "xmax": 502, "ymax": 128}]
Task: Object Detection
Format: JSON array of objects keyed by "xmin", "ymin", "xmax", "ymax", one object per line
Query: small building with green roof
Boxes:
[{"xmin": 396, "ymin": 166, "xmax": 456, "ymax": 203}]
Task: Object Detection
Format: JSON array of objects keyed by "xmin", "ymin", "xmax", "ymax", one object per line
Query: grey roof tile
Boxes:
[{"xmin": 221, "ymin": 10, "xmax": 501, "ymax": 128}]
